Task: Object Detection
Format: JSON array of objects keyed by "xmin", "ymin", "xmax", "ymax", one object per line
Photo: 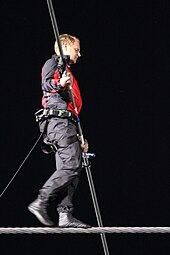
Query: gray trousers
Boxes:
[{"xmin": 38, "ymin": 117, "xmax": 82, "ymax": 213}]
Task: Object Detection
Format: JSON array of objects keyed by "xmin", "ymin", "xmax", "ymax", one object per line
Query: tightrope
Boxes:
[{"xmin": 0, "ymin": 227, "xmax": 170, "ymax": 234}]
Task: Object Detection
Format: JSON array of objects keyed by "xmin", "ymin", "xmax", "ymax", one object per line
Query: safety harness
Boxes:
[
  {"xmin": 35, "ymin": 108, "xmax": 78, "ymax": 123},
  {"xmin": 35, "ymin": 108, "xmax": 79, "ymax": 154}
]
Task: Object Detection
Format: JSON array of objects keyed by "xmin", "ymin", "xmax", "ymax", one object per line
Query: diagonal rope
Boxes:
[
  {"xmin": 0, "ymin": 227, "xmax": 170, "ymax": 234},
  {"xmin": 0, "ymin": 133, "xmax": 43, "ymax": 198}
]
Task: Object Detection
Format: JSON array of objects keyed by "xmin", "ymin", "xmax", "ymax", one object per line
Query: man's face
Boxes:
[{"xmin": 63, "ymin": 39, "xmax": 81, "ymax": 64}]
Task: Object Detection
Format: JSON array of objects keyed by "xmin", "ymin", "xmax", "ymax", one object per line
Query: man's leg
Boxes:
[
  {"xmin": 28, "ymin": 140, "xmax": 82, "ymax": 226},
  {"xmin": 28, "ymin": 118, "xmax": 90, "ymax": 227},
  {"xmin": 38, "ymin": 139, "xmax": 82, "ymax": 201}
]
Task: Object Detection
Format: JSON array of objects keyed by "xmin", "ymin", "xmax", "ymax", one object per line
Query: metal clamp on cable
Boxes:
[
  {"xmin": 82, "ymin": 152, "xmax": 96, "ymax": 168},
  {"xmin": 82, "ymin": 152, "xmax": 96, "ymax": 159}
]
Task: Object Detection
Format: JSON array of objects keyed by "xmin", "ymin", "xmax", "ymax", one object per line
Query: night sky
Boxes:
[{"xmin": 0, "ymin": 0, "xmax": 169, "ymax": 254}]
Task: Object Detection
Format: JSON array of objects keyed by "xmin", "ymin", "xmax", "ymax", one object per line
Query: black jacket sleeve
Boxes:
[{"xmin": 41, "ymin": 55, "xmax": 63, "ymax": 92}]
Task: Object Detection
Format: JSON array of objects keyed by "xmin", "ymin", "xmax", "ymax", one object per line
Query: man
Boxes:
[{"xmin": 28, "ymin": 34, "xmax": 90, "ymax": 228}]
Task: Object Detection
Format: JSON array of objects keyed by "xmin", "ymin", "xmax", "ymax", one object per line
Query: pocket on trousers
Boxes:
[{"xmin": 47, "ymin": 118, "xmax": 69, "ymax": 142}]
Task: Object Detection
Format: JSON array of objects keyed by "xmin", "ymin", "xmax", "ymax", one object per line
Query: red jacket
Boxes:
[{"xmin": 41, "ymin": 55, "xmax": 82, "ymax": 116}]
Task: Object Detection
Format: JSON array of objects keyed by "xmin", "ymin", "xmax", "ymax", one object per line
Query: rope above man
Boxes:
[{"xmin": 28, "ymin": 34, "xmax": 90, "ymax": 228}]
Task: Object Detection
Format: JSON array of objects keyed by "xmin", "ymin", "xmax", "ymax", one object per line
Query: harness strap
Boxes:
[
  {"xmin": 41, "ymin": 135, "xmax": 78, "ymax": 154},
  {"xmin": 35, "ymin": 108, "xmax": 78, "ymax": 123},
  {"xmin": 54, "ymin": 135, "xmax": 78, "ymax": 149}
]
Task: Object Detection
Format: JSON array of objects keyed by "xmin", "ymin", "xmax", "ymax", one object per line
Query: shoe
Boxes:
[
  {"xmin": 28, "ymin": 198, "xmax": 54, "ymax": 226},
  {"xmin": 58, "ymin": 212, "xmax": 91, "ymax": 228}
]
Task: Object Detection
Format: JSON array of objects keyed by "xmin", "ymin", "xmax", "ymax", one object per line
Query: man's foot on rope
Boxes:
[
  {"xmin": 58, "ymin": 212, "xmax": 91, "ymax": 228},
  {"xmin": 28, "ymin": 198, "xmax": 54, "ymax": 226}
]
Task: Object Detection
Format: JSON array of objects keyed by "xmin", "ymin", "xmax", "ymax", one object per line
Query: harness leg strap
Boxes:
[{"xmin": 41, "ymin": 135, "xmax": 78, "ymax": 154}]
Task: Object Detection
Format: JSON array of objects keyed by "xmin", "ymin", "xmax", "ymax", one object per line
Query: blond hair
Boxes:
[{"xmin": 54, "ymin": 34, "xmax": 80, "ymax": 54}]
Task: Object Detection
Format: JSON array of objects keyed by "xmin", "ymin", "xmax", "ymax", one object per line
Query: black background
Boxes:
[{"xmin": 0, "ymin": 0, "xmax": 169, "ymax": 254}]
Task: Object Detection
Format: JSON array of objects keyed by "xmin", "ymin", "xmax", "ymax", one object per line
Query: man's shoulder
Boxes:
[
  {"xmin": 43, "ymin": 54, "xmax": 58, "ymax": 70},
  {"xmin": 44, "ymin": 54, "xmax": 57, "ymax": 65}
]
